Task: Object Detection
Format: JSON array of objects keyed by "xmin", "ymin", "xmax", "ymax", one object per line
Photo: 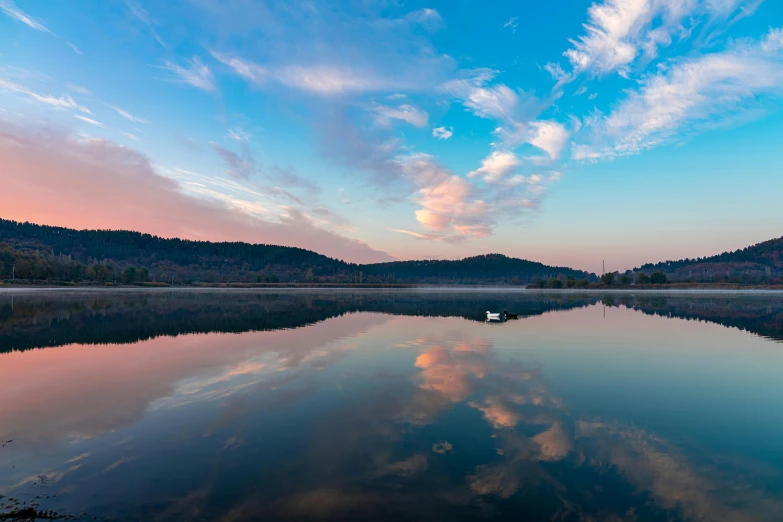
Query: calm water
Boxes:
[{"xmin": 1, "ymin": 289, "xmax": 783, "ymax": 521}]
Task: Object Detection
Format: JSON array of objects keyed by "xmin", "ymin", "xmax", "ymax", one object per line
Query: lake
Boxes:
[{"xmin": 1, "ymin": 289, "xmax": 782, "ymax": 521}]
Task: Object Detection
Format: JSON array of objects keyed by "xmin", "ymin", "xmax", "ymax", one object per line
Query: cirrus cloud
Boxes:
[
  {"xmin": 0, "ymin": 0, "xmax": 51, "ymax": 33},
  {"xmin": 559, "ymin": 0, "xmax": 766, "ymax": 81},
  {"xmin": 0, "ymin": 78, "xmax": 92, "ymax": 114},
  {"xmin": 574, "ymin": 27, "xmax": 783, "ymax": 160},
  {"xmin": 370, "ymin": 103, "xmax": 428, "ymax": 127},
  {"xmin": 160, "ymin": 57, "xmax": 215, "ymax": 92}
]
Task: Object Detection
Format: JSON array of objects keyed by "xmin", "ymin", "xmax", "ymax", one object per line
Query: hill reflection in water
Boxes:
[
  {"xmin": 1, "ymin": 289, "xmax": 782, "ymax": 521},
  {"xmin": 1, "ymin": 289, "xmax": 782, "ymax": 352}
]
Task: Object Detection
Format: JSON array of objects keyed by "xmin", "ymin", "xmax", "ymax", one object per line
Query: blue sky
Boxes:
[{"xmin": 1, "ymin": 0, "xmax": 782, "ymax": 271}]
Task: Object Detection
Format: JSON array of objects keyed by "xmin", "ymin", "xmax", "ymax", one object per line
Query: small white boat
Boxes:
[{"xmin": 486, "ymin": 311, "xmax": 502, "ymax": 320}]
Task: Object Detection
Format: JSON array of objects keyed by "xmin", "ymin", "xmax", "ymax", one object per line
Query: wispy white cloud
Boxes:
[
  {"xmin": 403, "ymin": 7, "xmax": 443, "ymax": 28},
  {"xmin": 441, "ymin": 69, "xmax": 519, "ymax": 121},
  {"xmin": 574, "ymin": 27, "xmax": 783, "ymax": 160},
  {"xmin": 468, "ymin": 151, "xmax": 521, "ymax": 183},
  {"xmin": 502, "ymin": 17, "xmax": 518, "ymax": 33},
  {"xmin": 432, "ymin": 126, "xmax": 453, "ymax": 140},
  {"xmin": 442, "ymin": 69, "xmax": 556, "ymax": 154},
  {"xmin": 559, "ymin": 0, "xmax": 765, "ymax": 81},
  {"xmin": 75, "ymin": 115, "xmax": 104, "ymax": 128},
  {"xmin": 562, "ymin": 0, "xmax": 673, "ymax": 78},
  {"xmin": 125, "ymin": 0, "xmax": 165, "ymax": 47},
  {"xmin": 761, "ymin": 26, "xmax": 783, "ymax": 52},
  {"xmin": 528, "ymin": 120, "xmax": 570, "ymax": 159},
  {"xmin": 122, "ymin": 132, "xmax": 141, "ymax": 142},
  {"xmin": 227, "ymin": 128, "xmax": 250, "ymax": 142},
  {"xmin": 210, "ymin": 52, "xmax": 267, "ymax": 84},
  {"xmin": 161, "ymin": 57, "xmax": 216, "ymax": 92},
  {"xmin": 0, "ymin": 0, "xmax": 51, "ymax": 33},
  {"xmin": 0, "ymin": 78, "xmax": 92, "ymax": 113},
  {"xmin": 111, "ymin": 105, "xmax": 148, "ymax": 124},
  {"xmin": 544, "ymin": 62, "xmax": 568, "ymax": 81},
  {"xmin": 67, "ymin": 42, "xmax": 82, "ymax": 55},
  {"xmin": 212, "ymin": 52, "xmax": 398, "ymax": 95},
  {"xmin": 371, "ymin": 103, "xmax": 428, "ymax": 127},
  {"xmin": 66, "ymin": 83, "xmax": 91, "ymax": 95},
  {"xmin": 208, "ymin": 4, "xmax": 452, "ymax": 96},
  {"xmin": 277, "ymin": 65, "xmax": 388, "ymax": 95}
]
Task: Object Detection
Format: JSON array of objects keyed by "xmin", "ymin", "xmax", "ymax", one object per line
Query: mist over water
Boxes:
[{"xmin": 1, "ymin": 290, "xmax": 782, "ymax": 521}]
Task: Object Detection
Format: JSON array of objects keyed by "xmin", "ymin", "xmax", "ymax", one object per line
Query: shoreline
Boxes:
[{"xmin": 2, "ymin": 285, "xmax": 783, "ymax": 294}]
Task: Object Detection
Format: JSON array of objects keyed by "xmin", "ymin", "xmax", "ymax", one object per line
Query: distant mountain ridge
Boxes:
[
  {"xmin": 635, "ymin": 236, "xmax": 783, "ymax": 284},
  {"xmin": 0, "ymin": 218, "xmax": 594, "ymax": 284}
]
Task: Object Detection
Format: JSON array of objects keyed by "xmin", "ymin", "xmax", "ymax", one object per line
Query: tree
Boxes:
[
  {"xmin": 601, "ymin": 272, "xmax": 616, "ymax": 285},
  {"xmin": 123, "ymin": 266, "xmax": 137, "ymax": 284},
  {"xmin": 70, "ymin": 263, "xmax": 86, "ymax": 281},
  {"xmin": 620, "ymin": 273, "xmax": 632, "ymax": 285},
  {"xmin": 92, "ymin": 264, "xmax": 105, "ymax": 282},
  {"xmin": 650, "ymin": 272, "xmax": 667, "ymax": 284},
  {"xmin": 138, "ymin": 267, "xmax": 149, "ymax": 282},
  {"xmin": 534, "ymin": 279, "xmax": 547, "ymax": 288},
  {"xmin": 566, "ymin": 275, "xmax": 577, "ymax": 288},
  {"xmin": 548, "ymin": 278, "xmax": 563, "ymax": 289},
  {"xmin": 577, "ymin": 278, "xmax": 590, "ymax": 288},
  {"xmin": 636, "ymin": 273, "xmax": 650, "ymax": 284}
]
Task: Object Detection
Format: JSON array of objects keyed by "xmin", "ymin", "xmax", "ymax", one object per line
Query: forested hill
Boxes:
[
  {"xmin": 0, "ymin": 218, "xmax": 356, "ymax": 283},
  {"xmin": 364, "ymin": 255, "xmax": 593, "ymax": 285},
  {"xmin": 0, "ymin": 218, "xmax": 595, "ymax": 285},
  {"xmin": 635, "ymin": 236, "xmax": 783, "ymax": 284}
]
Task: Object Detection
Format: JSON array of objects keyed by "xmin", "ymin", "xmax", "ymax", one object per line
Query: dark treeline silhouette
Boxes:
[
  {"xmin": 3, "ymin": 218, "xmax": 782, "ymax": 286},
  {"xmin": 600, "ymin": 294, "xmax": 783, "ymax": 343},
  {"xmin": 363, "ymin": 254, "xmax": 594, "ymax": 285},
  {"xmin": 0, "ymin": 218, "xmax": 356, "ymax": 284},
  {"xmin": 0, "ymin": 291, "xmax": 599, "ymax": 352},
  {"xmin": 0, "ymin": 219, "xmax": 594, "ymax": 285},
  {"xmin": 2, "ymin": 290, "xmax": 781, "ymax": 353},
  {"xmin": 634, "ymin": 236, "xmax": 783, "ymax": 284}
]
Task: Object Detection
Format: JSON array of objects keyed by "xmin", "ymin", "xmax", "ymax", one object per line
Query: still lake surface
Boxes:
[{"xmin": 1, "ymin": 289, "xmax": 783, "ymax": 521}]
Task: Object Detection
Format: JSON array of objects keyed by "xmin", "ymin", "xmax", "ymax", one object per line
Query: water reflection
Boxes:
[
  {"xmin": 1, "ymin": 290, "xmax": 782, "ymax": 521},
  {"xmin": 1, "ymin": 290, "xmax": 782, "ymax": 354}
]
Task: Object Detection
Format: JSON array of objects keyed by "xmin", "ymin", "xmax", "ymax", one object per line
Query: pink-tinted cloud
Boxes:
[
  {"xmin": 0, "ymin": 121, "xmax": 391, "ymax": 263},
  {"xmin": 395, "ymin": 154, "xmax": 492, "ymax": 242}
]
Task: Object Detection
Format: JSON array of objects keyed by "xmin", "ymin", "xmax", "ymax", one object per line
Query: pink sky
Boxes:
[
  {"xmin": 1, "ymin": 119, "xmax": 778, "ymax": 272},
  {"xmin": 0, "ymin": 122, "xmax": 393, "ymax": 264}
]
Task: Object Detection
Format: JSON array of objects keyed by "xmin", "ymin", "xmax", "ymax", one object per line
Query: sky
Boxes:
[{"xmin": 1, "ymin": 0, "xmax": 782, "ymax": 272}]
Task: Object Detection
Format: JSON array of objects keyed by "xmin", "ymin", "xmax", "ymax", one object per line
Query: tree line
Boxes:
[
  {"xmin": 530, "ymin": 271, "xmax": 669, "ymax": 289},
  {"xmin": 0, "ymin": 219, "xmax": 598, "ymax": 285}
]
